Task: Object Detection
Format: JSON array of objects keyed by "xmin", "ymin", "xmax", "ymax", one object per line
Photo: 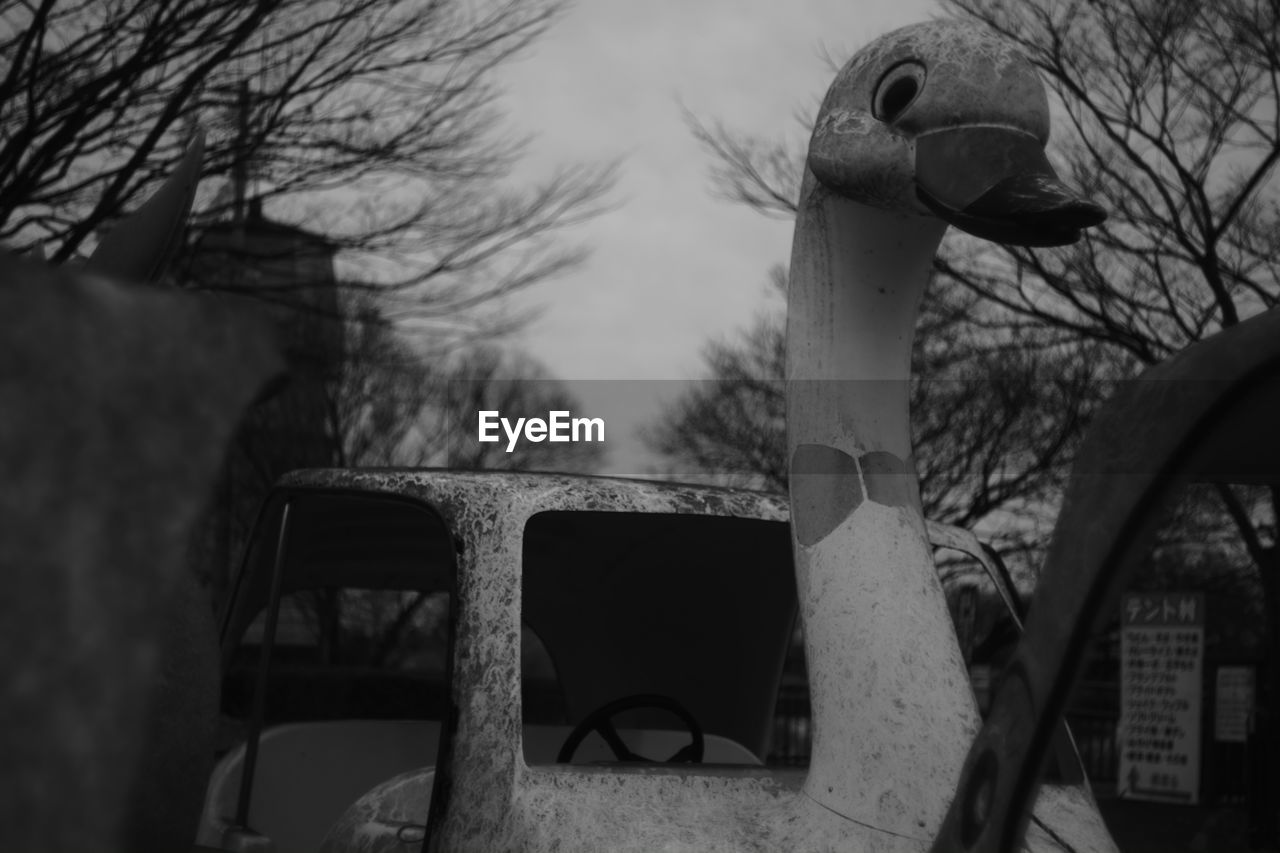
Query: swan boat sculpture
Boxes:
[
  {"xmin": 784, "ymin": 16, "xmax": 1107, "ymax": 844},
  {"xmin": 791, "ymin": 18, "xmax": 1280, "ymax": 853}
]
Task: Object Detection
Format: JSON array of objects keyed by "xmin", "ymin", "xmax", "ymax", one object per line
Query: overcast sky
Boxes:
[{"xmin": 494, "ymin": 0, "xmax": 942, "ymax": 474}]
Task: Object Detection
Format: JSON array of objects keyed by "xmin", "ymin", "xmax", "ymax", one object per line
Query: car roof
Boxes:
[
  {"xmin": 230, "ymin": 470, "xmax": 790, "ymax": 623},
  {"xmin": 274, "ymin": 467, "xmax": 791, "ymax": 520},
  {"xmin": 224, "ymin": 470, "xmax": 798, "ymax": 756}
]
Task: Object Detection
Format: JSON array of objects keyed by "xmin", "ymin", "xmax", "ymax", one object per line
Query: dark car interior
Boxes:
[
  {"xmin": 521, "ymin": 510, "xmax": 797, "ymax": 765},
  {"xmin": 204, "ymin": 489, "xmax": 800, "ymax": 853}
]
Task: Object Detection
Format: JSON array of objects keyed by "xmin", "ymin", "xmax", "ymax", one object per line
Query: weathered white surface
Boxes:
[
  {"xmin": 797, "ymin": 503, "xmax": 979, "ymax": 835},
  {"xmin": 784, "ymin": 16, "xmax": 1115, "ymax": 852},
  {"xmin": 786, "ymin": 170, "xmax": 978, "ymax": 838}
]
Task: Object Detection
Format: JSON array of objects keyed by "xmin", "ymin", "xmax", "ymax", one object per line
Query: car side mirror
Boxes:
[{"xmin": 931, "ymin": 306, "xmax": 1280, "ymax": 853}]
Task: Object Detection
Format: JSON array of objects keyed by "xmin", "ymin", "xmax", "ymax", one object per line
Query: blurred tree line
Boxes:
[
  {"xmin": 1, "ymin": 0, "xmax": 610, "ymax": 601},
  {"xmin": 0, "ymin": 0, "xmax": 613, "ymax": 457},
  {"xmin": 0, "ymin": 0, "xmax": 613, "ymax": 298}
]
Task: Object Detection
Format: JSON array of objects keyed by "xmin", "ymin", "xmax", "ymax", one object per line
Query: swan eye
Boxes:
[{"xmin": 873, "ymin": 61, "xmax": 926, "ymax": 123}]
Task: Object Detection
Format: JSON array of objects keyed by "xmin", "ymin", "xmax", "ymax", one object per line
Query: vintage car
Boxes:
[
  {"xmin": 193, "ymin": 469, "xmax": 1113, "ymax": 853},
  {"xmin": 196, "ymin": 470, "xmax": 796, "ymax": 852}
]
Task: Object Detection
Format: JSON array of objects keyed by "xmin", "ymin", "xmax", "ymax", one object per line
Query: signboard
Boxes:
[
  {"xmin": 1119, "ymin": 592, "xmax": 1204, "ymax": 804},
  {"xmin": 1215, "ymin": 666, "xmax": 1255, "ymax": 743}
]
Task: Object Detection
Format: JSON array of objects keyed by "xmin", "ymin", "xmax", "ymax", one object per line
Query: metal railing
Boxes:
[
  {"xmin": 1065, "ymin": 711, "xmax": 1119, "ymax": 784},
  {"xmin": 768, "ymin": 682, "xmax": 1126, "ymax": 785}
]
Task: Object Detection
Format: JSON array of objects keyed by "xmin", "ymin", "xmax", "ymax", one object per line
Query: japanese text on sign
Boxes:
[
  {"xmin": 1123, "ymin": 592, "xmax": 1202, "ymax": 627},
  {"xmin": 1214, "ymin": 666, "xmax": 1254, "ymax": 744},
  {"xmin": 1119, "ymin": 592, "xmax": 1203, "ymax": 804}
]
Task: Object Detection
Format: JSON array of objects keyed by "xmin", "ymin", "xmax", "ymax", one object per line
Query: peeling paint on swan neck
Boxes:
[
  {"xmin": 785, "ymin": 171, "xmax": 981, "ymax": 837},
  {"xmin": 787, "ymin": 172, "xmax": 944, "ymax": 463}
]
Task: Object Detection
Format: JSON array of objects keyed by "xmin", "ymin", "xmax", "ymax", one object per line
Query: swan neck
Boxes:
[
  {"xmin": 784, "ymin": 175, "xmax": 978, "ymax": 838},
  {"xmin": 786, "ymin": 179, "xmax": 945, "ymax": 460}
]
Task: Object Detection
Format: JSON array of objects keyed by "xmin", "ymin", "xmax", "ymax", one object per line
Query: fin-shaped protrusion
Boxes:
[{"xmin": 86, "ymin": 131, "xmax": 205, "ymax": 284}]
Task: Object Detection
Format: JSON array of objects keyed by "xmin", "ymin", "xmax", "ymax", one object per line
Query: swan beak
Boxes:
[{"xmin": 914, "ymin": 126, "xmax": 1105, "ymax": 247}]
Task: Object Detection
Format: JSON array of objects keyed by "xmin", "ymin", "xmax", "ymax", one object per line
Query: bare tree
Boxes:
[
  {"xmin": 1, "ymin": 0, "xmax": 613, "ymax": 329},
  {"xmin": 642, "ymin": 267, "xmax": 790, "ymax": 492},
  {"xmin": 936, "ymin": 3, "xmax": 1279, "ymax": 833},
  {"xmin": 5, "ymin": 0, "xmax": 616, "ymax": 608},
  {"xmin": 322, "ymin": 295, "xmax": 437, "ymax": 469},
  {"xmin": 417, "ymin": 344, "xmax": 607, "ymax": 473},
  {"xmin": 198, "ymin": 288, "xmax": 602, "ymax": 610},
  {"xmin": 644, "ymin": 266, "xmax": 1102, "ymax": 575},
  {"xmin": 317, "ymin": 300, "xmax": 605, "ymax": 472},
  {"xmin": 936, "ymin": 0, "xmax": 1279, "ymax": 362},
  {"xmin": 931, "ymin": 0, "xmax": 1280, "ymax": 567}
]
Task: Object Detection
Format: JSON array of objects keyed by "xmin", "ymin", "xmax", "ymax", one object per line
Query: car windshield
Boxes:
[{"xmin": 520, "ymin": 510, "xmax": 798, "ymax": 767}]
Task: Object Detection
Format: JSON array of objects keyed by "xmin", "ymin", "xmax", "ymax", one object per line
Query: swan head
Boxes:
[{"xmin": 808, "ymin": 21, "xmax": 1104, "ymax": 246}]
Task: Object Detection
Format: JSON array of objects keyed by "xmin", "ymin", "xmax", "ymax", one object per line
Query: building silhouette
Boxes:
[{"xmin": 182, "ymin": 198, "xmax": 343, "ymax": 607}]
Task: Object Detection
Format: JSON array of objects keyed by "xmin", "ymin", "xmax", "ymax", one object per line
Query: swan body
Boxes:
[{"xmin": 786, "ymin": 19, "xmax": 1106, "ymax": 845}]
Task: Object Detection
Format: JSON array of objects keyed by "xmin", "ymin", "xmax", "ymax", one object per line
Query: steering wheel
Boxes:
[{"xmin": 556, "ymin": 693, "xmax": 705, "ymax": 764}]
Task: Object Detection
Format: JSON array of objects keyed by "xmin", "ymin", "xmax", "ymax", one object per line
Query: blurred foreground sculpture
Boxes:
[{"xmin": 0, "ymin": 135, "xmax": 280, "ymax": 851}]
